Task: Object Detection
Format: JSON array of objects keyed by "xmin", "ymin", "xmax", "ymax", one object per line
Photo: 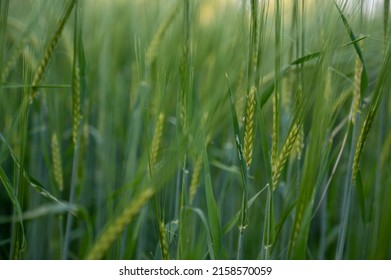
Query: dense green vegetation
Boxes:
[{"xmin": 0, "ymin": 0, "xmax": 390, "ymax": 260}]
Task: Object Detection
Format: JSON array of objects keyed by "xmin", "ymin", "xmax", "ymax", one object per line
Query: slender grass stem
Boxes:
[
  {"xmin": 62, "ymin": 120, "xmax": 82, "ymax": 259},
  {"xmin": 335, "ymin": 123, "xmax": 357, "ymax": 259}
]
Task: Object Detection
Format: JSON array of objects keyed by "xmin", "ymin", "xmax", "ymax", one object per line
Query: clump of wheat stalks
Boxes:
[
  {"xmin": 30, "ymin": 0, "xmax": 76, "ymax": 102},
  {"xmin": 150, "ymin": 112, "xmax": 165, "ymax": 170},
  {"xmin": 145, "ymin": 4, "xmax": 179, "ymax": 67},
  {"xmin": 243, "ymin": 86, "xmax": 256, "ymax": 167},
  {"xmin": 189, "ymin": 154, "xmax": 203, "ymax": 204},
  {"xmin": 158, "ymin": 220, "xmax": 169, "ymax": 260},
  {"xmin": 273, "ymin": 123, "xmax": 301, "ymax": 189},
  {"xmin": 51, "ymin": 133, "xmax": 64, "ymax": 192},
  {"xmin": 86, "ymin": 188, "xmax": 155, "ymax": 260},
  {"xmin": 72, "ymin": 65, "xmax": 81, "ymax": 146}
]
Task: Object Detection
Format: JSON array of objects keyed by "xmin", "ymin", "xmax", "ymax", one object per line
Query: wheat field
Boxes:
[{"xmin": 0, "ymin": 0, "xmax": 390, "ymax": 260}]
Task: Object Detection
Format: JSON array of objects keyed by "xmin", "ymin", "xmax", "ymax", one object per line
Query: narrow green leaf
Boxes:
[
  {"xmin": 291, "ymin": 52, "xmax": 322, "ymax": 65},
  {"xmin": 254, "ymin": 79, "xmax": 275, "ymax": 259},
  {"xmin": 178, "ymin": 156, "xmax": 189, "ymax": 259},
  {"xmin": 202, "ymin": 135, "xmax": 222, "ymax": 259},
  {"xmin": 255, "ymin": 90, "xmax": 273, "ymax": 186},
  {"xmin": 186, "ymin": 207, "xmax": 215, "ymax": 260},
  {"xmin": 355, "ymin": 169, "xmax": 366, "ymax": 223},
  {"xmin": 0, "ymin": 203, "xmax": 79, "ymax": 224},
  {"xmin": 0, "ymin": 133, "xmax": 67, "ymax": 208},
  {"xmin": 334, "ymin": 1, "xmax": 368, "ymax": 96},
  {"xmin": 289, "ymin": 204, "xmax": 314, "ymax": 259},
  {"xmin": 290, "ymin": 37, "xmax": 367, "ymax": 66},
  {"xmin": 259, "ymin": 36, "xmax": 366, "ymax": 108},
  {"xmin": 0, "ymin": 167, "xmax": 25, "ymax": 253},
  {"xmin": 274, "ymin": 195, "xmax": 297, "ymax": 243},
  {"xmin": 222, "ymin": 189, "xmax": 265, "ymax": 235},
  {"xmin": 226, "ymin": 74, "xmax": 249, "ymax": 259},
  {"xmin": 225, "ymin": 74, "xmax": 248, "ymax": 227},
  {"xmin": 262, "ymin": 185, "xmax": 275, "ymax": 259},
  {"xmin": 259, "ymin": 82, "xmax": 275, "ymax": 108}
]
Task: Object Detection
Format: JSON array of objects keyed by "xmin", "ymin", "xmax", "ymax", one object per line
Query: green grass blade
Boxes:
[
  {"xmin": 0, "ymin": 167, "xmax": 25, "ymax": 257},
  {"xmin": 291, "ymin": 52, "xmax": 322, "ymax": 65},
  {"xmin": 334, "ymin": 1, "xmax": 368, "ymax": 97},
  {"xmin": 0, "ymin": 203, "xmax": 79, "ymax": 224},
  {"xmin": 226, "ymin": 74, "xmax": 248, "ymax": 259},
  {"xmin": 202, "ymin": 136, "xmax": 223, "ymax": 259},
  {"xmin": 222, "ymin": 189, "xmax": 265, "ymax": 235},
  {"xmin": 186, "ymin": 207, "xmax": 215, "ymax": 260},
  {"xmin": 254, "ymin": 80, "xmax": 275, "ymax": 259},
  {"xmin": 0, "ymin": 133, "xmax": 67, "ymax": 207},
  {"xmin": 62, "ymin": 123, "xmax": 82, "ymax": 259},
  {"xmin": 259, "ymin": 36, "xmax": 366, "ymax": 108},
  {"xmin": 262, "ymin": 185, "xmax": 275, "ymax": 259},
  {"xmin": 225, "ymin": 74, "xmax": 248, "ymax": 193},
  {"xmin": 355, "ymin": 169, "xmax": 366, "ymax": 223},
  {"xmin": 291, "ymin": 37, "xmax": 367, "ymax": 66},
  {"xmin": 178, "ymin": 156, "xmax": 190, "ymax": 259},
  {"xmin": 0, "ymin": 0, "xmax": 10, "ymax": 73}
]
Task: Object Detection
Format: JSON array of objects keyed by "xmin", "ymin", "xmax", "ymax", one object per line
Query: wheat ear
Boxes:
[
  {"xmin": 273, "ymin": 123, "xmax": 300, "ymax": 189},
  {"xmin": 150, "ymin": 112, "xmax": 165, "ymax": 172},
  {"xmin": 86, "ymin": 188, "xmax": 155, "ymax": 260},
  {"xmin": 51, "ymin": 133, "xmax": 64, "ymax": 192},
  {"xmin": 146, "ymin": 4, "xmax": 179, "ymax": 67},
  {"xmin": 30, "ymin": 0, "xmax": 76, "ymax": 102},
  {"xmin": 189, "ymin": 154, "xmax": 203, "ymax": 205},
  {"xmin": 352, "ymin": 108, "xmax": 377, "ymax": 180},
  {"xmin": 158, "ymin": 220, "xmax": 169, "ymax": 260},
  {"xmin": 243, "ymin": 86, "xmax": 256, "ymax": 168}
]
